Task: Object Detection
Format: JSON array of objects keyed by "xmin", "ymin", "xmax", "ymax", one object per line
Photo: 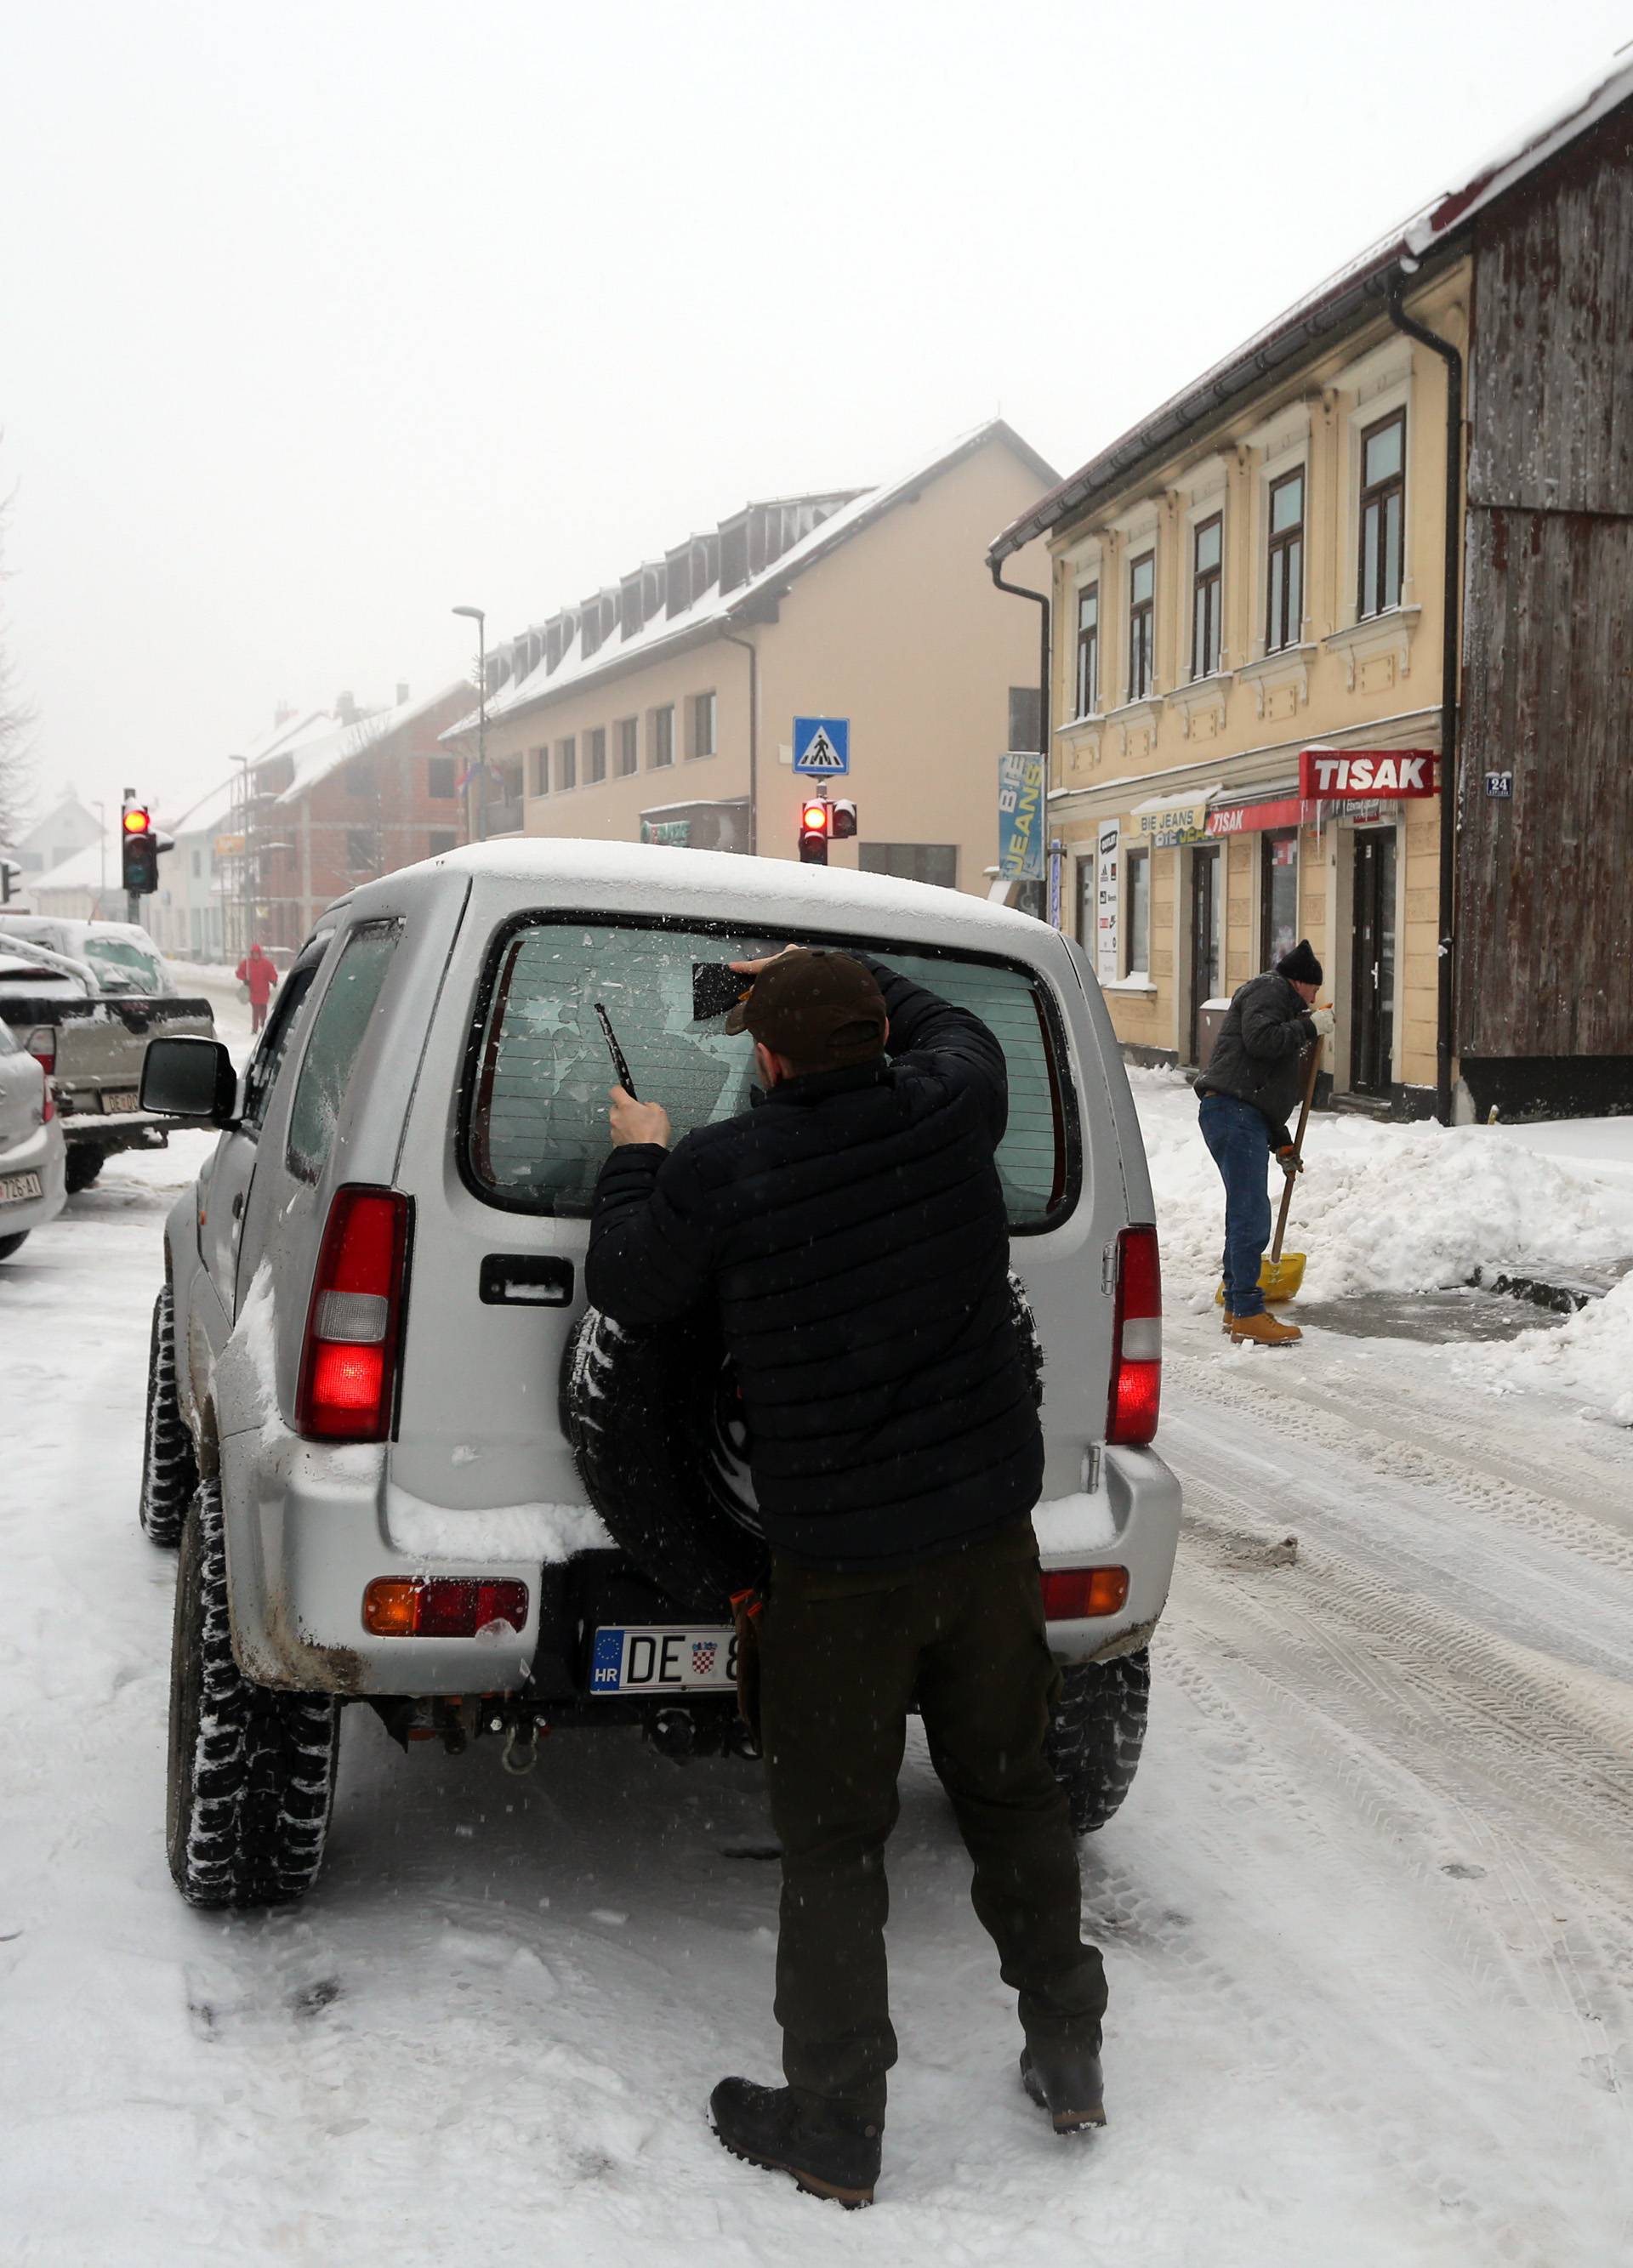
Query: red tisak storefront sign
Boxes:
[
  {"xmin": 1299, "ymin": 748, "xmax": 1437, "ymax": 799},
  {"xmin": 1206, "ymin": 796, "xmax": 1305, "ymax": 838}
]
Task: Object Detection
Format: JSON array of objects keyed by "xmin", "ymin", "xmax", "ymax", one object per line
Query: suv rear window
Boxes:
[{"xmin": 465, "ymin": 921, "xmax": 1073, "ymax": 1226}]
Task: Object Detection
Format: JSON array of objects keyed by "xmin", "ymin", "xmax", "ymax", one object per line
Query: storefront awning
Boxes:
[{"xmin": 1131, "ymin": 783, "xmax": 1223, "ymax": 846}]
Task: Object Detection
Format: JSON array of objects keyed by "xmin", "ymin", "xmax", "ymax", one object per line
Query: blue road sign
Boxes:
[{"xmin": 793, "ymin": 716, "xmax": 850, "ymax": 776}]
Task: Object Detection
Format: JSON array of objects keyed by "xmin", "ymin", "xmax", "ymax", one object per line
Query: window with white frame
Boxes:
[
  {"xmin": 1191, "ymin": 514, "xmax": 1222, "ymax": 679},
  {"xmin": 1358, "ymin": 409, "xmax": 1406, "ymax": 618},
  {"xmin": 688, "ymin": 691, "xmax": 717, "ymax": 759},
  {"xmin": 1266, "ymin": 469, "xmax": 1305, "ymax": 652},
  {"xmin": 585, "ymin": 727, "xmax": 606, "ymax": 784},
  {"xmin": 1128, "ymin": 552, "xmax": 1155, "ymax": 701},
  {"xmin": 1076, "ymin": 583, "xmax": 1100, "ymax": 716},
  {"xmin": 650, "ymin": 705, "xmax": 675, "ymax": 769},
  {"xmin": 531, "ymin": 746, "xmax": 550, "ymax": 797},
  {"xmin": 616, "ymin": 718, "xmax": 638, "ymax": 776},
  {"xmin": 556, "ymin": 736, "xmax": 577, "ymax": 792},
  {"xmin": 1124, "ymin": 847, "xmax": 1151, "ymax": 976}
]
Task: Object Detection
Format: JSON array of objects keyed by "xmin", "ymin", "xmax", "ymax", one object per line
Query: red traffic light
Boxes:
[
  {"xmin": 800, "ymin": 801, "xmax": 831, "ymax": 834},
  {"xmin": 122, "ymin": 804, "xmax": 152, "ymax": 835}
]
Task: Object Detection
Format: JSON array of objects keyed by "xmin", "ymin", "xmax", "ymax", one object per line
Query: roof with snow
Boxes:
[
  {"xmin": 26, "ymin": 838, "xmax": 121, "ymax": 898},
  {"xmin": 441, "ymin": 420, "xmax": 1057, "ymax": 741},
  {"xmin": 989, "ymin": 50, "xmax": 1633, "ymax": 560}
]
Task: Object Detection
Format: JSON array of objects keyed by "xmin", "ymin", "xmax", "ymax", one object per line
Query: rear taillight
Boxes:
[
  {"xmin": 296, "ymin": 1185, "xmax": 412, "ymax": 1441},
  {"xmin": 362, "ymin": 1578, "xmax": 528, "ymax": 1637},
  {"xmin": 26, "ymin": 1026, "xmax": 55, "ymax": 1077},
  {"xmin": 1107, "ymin": 1225, "xmax": 1161, "ymax": 1446},
  {"xmin": 1041, "ymin": 1567, "xmax": 1129, "ymax": 1619},
  {"xmin": 38, "ymin": 1063, "xmax": 54, "ymax": 1123}
]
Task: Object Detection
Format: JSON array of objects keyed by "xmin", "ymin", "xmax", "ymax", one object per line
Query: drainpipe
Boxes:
[
  {"xmin": 720, "ymin": 629, "xmax": 759, "ymax": 855},
  {"xmin": 987, "ymin": 555, "xmax": 1052, "ymax": 918},
  {"xmin": 1386, "ymin": 270, "xmax": 1461, "ymax": 1126}
]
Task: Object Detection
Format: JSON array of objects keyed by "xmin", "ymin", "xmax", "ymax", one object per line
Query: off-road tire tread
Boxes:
[
  {"xmin": 168, "ymin": 1481, "xmax": 340, "ymax": 1908},
  {"xmin": 1045, "ymin": 1649, "xmax": 1151, "ymax": 1833},
  {"xmin": 139, "ymin": 1285, "xmax": 196, "ymax": 1547}
]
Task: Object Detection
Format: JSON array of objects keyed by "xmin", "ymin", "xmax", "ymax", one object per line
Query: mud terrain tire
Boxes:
[
  {"xmin": 1045, "ymin": 1650, "xmax": 1151, "ymax": 1833},
  {"xmin": 139, "ymin": 1284, "xmax": 196, "ymax": 1547},
  {"xmin": 167, "ymin": 1479, "xmax": 341, "ymax": 1908}
]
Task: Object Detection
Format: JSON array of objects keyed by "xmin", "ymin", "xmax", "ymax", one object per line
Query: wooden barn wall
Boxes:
[{"xmin": 1459, "ymin": 103, "xmax": 1633, "ymax": 1060}]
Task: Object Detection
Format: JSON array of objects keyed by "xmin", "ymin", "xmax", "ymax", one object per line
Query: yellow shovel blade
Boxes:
[{"xmin": 1214, "ymin": 1252, "xmax": 1307, "ymax": 1305}]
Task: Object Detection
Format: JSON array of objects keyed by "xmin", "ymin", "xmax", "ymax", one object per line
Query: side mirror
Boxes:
[{"xmin": 140, "ymin": 1035, "xmax": 239, "ymax": 1125}]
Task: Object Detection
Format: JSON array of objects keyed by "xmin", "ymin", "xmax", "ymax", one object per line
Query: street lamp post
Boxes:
[
  {"xmin": 452, "ymin": 605, "xmax": 487, "ymax": 844},
  {"xmin": 230, "ymin": 754, "xmax": 250, "ymax": 962}
]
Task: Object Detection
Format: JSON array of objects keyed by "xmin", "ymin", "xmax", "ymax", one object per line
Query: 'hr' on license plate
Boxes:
[
  {"xmin": 0, "ymin": 1172, "xmax": 43, "ymax": 1204},
  {"xmin": 589, "ymin": 1625, "xmax": 737, "ymax": 1694}
]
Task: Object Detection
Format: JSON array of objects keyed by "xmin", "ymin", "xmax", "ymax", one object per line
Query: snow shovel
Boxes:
[{"xmin": 1215, "ymin": 1039, "xmax": 1322, "ymax": 1307}]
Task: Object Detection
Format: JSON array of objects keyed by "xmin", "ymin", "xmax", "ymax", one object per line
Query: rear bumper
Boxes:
[
  {"xmin": 1036, "ymin": 1446, "xmax": 1182, "ymax": 1666},
  {"xmin": 57, "ymin": 1101, "xmax": 170, "ymax": 1153},
  {"xmin": 0, "ymin": 1121, "xmax": 66, "ymax": 1238}
]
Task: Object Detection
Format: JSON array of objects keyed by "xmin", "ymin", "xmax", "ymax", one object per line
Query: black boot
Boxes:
[
  {"xmin": 1020, "ymin": 2042, "xmax": 1107, "ymax": 2133},
  {"xmin": 709, "ymin": 2078, "xmax": 881, "ymax": 2207}
]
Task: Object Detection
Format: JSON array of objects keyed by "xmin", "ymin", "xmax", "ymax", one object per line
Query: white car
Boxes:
[
  {"xmin": 0, "ymin": 915, "xmax": 175, "ymax": 997},
  {"xmin": 139, "ymin": 842, "xmax": 1181, "ymax": 1908},
  {"xmin": 0, "ymin": 1015, "xmax": 66, "ymax": 1261}
]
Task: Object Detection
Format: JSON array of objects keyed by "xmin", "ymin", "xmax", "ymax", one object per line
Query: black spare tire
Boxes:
[{"xmin": 560, "ymin": 1274, "xmax": 1045, "ymax": 1616}]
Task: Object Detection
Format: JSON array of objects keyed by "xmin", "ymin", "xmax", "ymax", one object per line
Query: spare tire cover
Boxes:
[{"xmin": 560, "ymin": 1274, "xmax": 1045, "ymax": 1616}]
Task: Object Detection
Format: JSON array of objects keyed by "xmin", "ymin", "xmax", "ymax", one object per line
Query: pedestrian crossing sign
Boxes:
[{"xmin": 793, "ymin": 716, "xmax": 850, "ymax": 776}]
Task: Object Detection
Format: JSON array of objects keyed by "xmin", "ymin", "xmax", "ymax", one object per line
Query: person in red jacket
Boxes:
[{"xmin": 236, "ymin": 942, "xmax": 279, "ymax": 1033}]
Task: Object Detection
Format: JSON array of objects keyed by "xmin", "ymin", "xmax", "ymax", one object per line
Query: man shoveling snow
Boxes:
[{"xmin": 1193, "ymin": 940, "xmax": 1334, "ymax": 1346}]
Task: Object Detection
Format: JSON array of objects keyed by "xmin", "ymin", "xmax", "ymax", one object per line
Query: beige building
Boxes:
[
  {"xmin": 991, "ymin": 265, "xmax": 1467, "ymax": 1116},
  {"xmin": 444, "ymin": 423, "xmax": 1055, "ymax": 896}
]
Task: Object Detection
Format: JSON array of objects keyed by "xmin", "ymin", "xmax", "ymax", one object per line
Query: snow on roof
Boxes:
[
  {"xmin": 162, "ymin": 773, "xmax": 241, "ymax": 838},
  {"xmin": 414, "ymin": 835, "xmax": 1056, "ymax": 954},
  {"xmin": 992, "ymin": 48, "xmax": 1633, "ymax": 557},
  {"xmin": 271, "ymin": 680, "xmax": 464, "ymax": 806},
  {"xmin": 26, "ymin": 838, "xmax": 118, "ymax": 895},
  {"xmin": 442, "ymin": 421, "xmax": 1055, "ymax": 741}
]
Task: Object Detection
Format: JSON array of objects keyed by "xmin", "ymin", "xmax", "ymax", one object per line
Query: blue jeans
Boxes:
[{"xmin": 1198, "ymin": 1094, "xmax": 1272, "ymax": 1316}]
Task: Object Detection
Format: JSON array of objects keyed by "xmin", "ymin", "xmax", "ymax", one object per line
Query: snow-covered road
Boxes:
[{"xmin": 3, "ymin": 1098, "xmax": 1632, "ymax": 2264}]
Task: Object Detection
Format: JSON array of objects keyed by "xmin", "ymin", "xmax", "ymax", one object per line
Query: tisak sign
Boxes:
[{"xmin": 1299, "ymin": 749, "xmax": 1437, "ymax": 799}]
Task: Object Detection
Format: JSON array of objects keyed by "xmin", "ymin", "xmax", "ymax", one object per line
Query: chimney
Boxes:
[
  {"xmin": 335, "ymin": 691, "xmax": 357, "ymax": 725},
  {"xmin": 395, "ymin": 682, "xmax": 409, "ymax": 706}
]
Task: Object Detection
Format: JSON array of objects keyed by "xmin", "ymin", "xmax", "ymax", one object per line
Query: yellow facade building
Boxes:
[
  {"xmin": 445, "ymin": 423, "xmax": 1055, "ymax": 899},
  {"xmin": 993, "ymin": 262, "xmax": 1468, "ymax": 1116}
]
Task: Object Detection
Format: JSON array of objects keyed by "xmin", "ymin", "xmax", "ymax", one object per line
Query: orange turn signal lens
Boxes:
[
  {"xmin": 363, "ymin": 1579, "xmax": 419, "ymax": 1635},
  {"xmin": 1040, "ymin": 1566, "xmax": 1130, "ymax": 1620}
]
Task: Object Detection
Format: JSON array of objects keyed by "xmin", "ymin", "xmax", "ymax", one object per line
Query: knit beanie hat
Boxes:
[{"xmin": 1277, "ymin": 939, "xmax": 1323, "ymax": 986}]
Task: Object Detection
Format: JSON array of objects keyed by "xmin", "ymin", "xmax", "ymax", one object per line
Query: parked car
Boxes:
[
  {"xmin": 0, "ymin": 1014, "xmax": 66, "ymax": 1261},
  {"xmin": 139, "ymin": 841, "xmax": 1181, "ymax": 1908},
  {"xmin": 0, "ymin": 933, "xmax": 213, "ymax": 1191},
  {"xmin": 0, "ymin": 914, "xmax": 177, "ymax": 998}
]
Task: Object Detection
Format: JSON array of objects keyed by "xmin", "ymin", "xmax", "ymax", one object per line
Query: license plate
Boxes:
[
  {"xmin": 0, "ymin": 1171, "xmax": 43, "ymax": 1205},
  {"xmin": 104, "ymin": 1090, "xmax": 141, "ymax": 1114},
  {"xmin": 589, "ymin": 1625, "xmax": 737, "ymax": 1695}
]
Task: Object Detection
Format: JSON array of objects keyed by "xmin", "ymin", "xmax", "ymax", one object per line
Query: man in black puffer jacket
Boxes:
[
  {"xmin": 1194, "ymin": 938, "xmax": 1334, "ymax": 1346},
  {"xmin": 587, "ymin": 946, "xmax": 1106, "ymax": 2206}
]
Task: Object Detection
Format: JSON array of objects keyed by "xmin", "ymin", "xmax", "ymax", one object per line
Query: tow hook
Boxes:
[
  {"xmin": 502, "ymin": 1720, "xmax": 544, "ymax": 1776},
  {"xmin": 648, "ymin": 1708, "xmax": 697, "ymax": 1762}
]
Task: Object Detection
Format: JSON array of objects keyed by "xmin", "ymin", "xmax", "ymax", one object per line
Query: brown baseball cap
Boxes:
[{"xmin": 725, "ymin": 949, "xmax": 888, "ymax": 1070}]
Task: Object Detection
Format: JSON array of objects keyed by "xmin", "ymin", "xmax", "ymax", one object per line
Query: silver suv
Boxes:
[{"xmin": 139, "ymin": 843, "xmax": 1181, "ymax": 1907}]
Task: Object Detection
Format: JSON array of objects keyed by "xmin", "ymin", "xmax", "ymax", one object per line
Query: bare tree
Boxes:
[{"xmin": 0, "ymin": 474, "xmax": 35, "ymax": 848}]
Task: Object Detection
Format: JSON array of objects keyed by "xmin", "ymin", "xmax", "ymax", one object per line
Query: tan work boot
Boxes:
[
  {"xmin": 1220, "ymin": 1307, "xmax": 1234, "ymax": 1335},
  {"xmin": 1230, "ymin": 1310, "xmax": 1303, "ymax": 1347}
]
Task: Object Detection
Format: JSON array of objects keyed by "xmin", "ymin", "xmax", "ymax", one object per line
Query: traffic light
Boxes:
[
  {"xmin": 0, "ymin": 856, "xmax": 20, "ymax": 906},
  {"xmin": 122, "ymin": 804, "xmax": 160, "ymax": 895},
  {"xmin": 831, "ymin": 799, "xmax": 857, "ymax": 840},
  {"xmin": 798, "ymin": 798, "xmax": 832, "ymax": 865}
]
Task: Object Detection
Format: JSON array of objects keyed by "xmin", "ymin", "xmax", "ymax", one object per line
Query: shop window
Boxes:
[
  {"xmin": 688, "ymin": 691, "xmax": 717, "ymax": 759},
  {"xmin": 1128, "ymin": 552, "xmax": 1155, "ymax": 702},
  {"xmin": 1266, "ymin": 470, "xmax": 1305, "ymax": 653},
  {"xmin": 1075, "ymin": 584, "xmax": 1100, "ymax": 717},
  {"xmin": 586, "ymin": 727, "xmax": 607, "ymax": 784},
  {"xmin": 1358, "ymin": 410, "xmax": 1406, "ymax": 618},
  {"xmin": 616, "ymin": 718, "xmax": 639, "ymax": 776},
  {"xmin": 1008, "ymin": 685, "xmax": 1042, "ymax": 752},
  {"xmin": 556, "ymin": 736, "xmax": 577, "ymax": 792},
  {"xmin": 857, "ymin": 843, "xmax": 958, "ymax": 890},
  {"xmin": 1192, "ymin": 514, "xmax": 1222, "ymax": 679},
  {"xmin": 428, "ymin": 757, "xmax": 457, "ymax": 799},
  {"xmin": 1260, "ymin": 830, "xmax": 1299, "ymax": 969},
  {"xmin": 1124, "ymin": 847, "xmax": 1151, "ymax": 976},
  {"xmin": 649, "ymin": 705, "xmax": 674, "ymax": 769}
]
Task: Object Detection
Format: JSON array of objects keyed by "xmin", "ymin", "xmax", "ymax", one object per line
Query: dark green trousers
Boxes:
[{"xmin": 758, "ymin": 1518, "xmax": 1107, "ymax": 2123}]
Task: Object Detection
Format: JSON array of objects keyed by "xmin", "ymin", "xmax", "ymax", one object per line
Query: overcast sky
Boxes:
[{"xmin": 3, "ymin": 0, "xmax": 1629, "ymax": 832}]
